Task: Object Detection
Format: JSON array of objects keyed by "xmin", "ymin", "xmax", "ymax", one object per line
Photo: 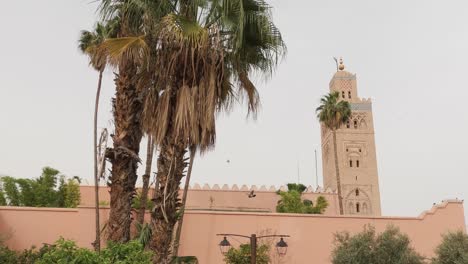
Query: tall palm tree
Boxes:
[
  {"xmin": 173, "ymin": 145, "xmax": 196, "ymax": 257},
  {"xmin": 78, "ymin": 21, "xmax": 117, "ymax": 251},
  {"xmin": 136, "ymin": 136, "xmax": 155, "ymax": 226},
  {"xmin": 93, "ymin": 2, "xmax": 152, "ymax": 242},
  {"xmin": 316, "ymin": 91, "xmax": 351, "ymax": 215},
  {"xmin": 96, "ymin": 2, "xmax": 285, "ymax": 261}
]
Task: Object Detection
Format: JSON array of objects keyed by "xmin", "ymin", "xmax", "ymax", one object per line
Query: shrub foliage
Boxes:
[
  {"xmin": 0, "ymin": 167, "xmax": 80, "ymax": 208},
  {"xmin": 331, "ymin": 225, "xmax": 425, "ymax": 264},
  {"xmin": 224, "ymin": 244, "xmax": 270, "ymax": 264},
  {"xmin": 276, "ymin": 183, "xmax": 328, "ymax": 214},
  {"xmin": 0, "ymin": 238, "xmax": 153, "ymax": 264},
  {"xmin": 432, "ymin": 231, "xmax": 468, "ymax": 264}
]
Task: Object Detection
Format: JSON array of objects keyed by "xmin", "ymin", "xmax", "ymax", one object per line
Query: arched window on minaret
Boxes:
[
  {"xmin": 356, "ymin": 203, "xmax": 360, "ymax": 213},
  {"xmin": 349, "ymin": 160, "xmax": 353, "ymax": 167},
  {"xmin": 362, "ymin": 203, "xmax": 368, "ymax": 214},
  {"xmin": 348, "ymin": 91, "xmax": 351, "ymax": 99},
  {"xmin": 355, "ymin": 189, "xmax": 359, "ymax": 196},
  {"xmin": 354, "ymin": 120, "xmax": 358, "ymax": 129},
  {"xmin": 346, "ymin": 120, "xmax": 350, "ymax": 128},
  {"xmin": 348, "ymin": 202, "xmax": 354, "ymax": 214},
  {"xmin": 342, "ymin": 91, "xmax": 345, "ymax": 98},
  {"xmin": 356, "ymin": 160, "xmax": 360, "ymax": 168},
  {"xmin": 360, "ymin": 119, "xmax": 367, "ymax": 129}
]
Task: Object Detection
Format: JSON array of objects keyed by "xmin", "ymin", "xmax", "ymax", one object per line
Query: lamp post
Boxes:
[{"xmin": 217, "ymin": 233, "xmax": 290, "ymax": 264}]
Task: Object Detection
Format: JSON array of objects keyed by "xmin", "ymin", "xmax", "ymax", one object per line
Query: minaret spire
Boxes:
[{"xmin": 338, "ymin": 57, "xmax": 345, "ymax": 71}]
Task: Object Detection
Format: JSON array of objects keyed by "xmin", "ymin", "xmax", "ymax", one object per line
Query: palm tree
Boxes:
[
  {"xmin": 136, "ymin": 136, "xmax": 155, "ymax": 226},
  {"xmin": 173, "ymin": 145, "xmax": 196, "ymax": 257},
  {"xmin": 78, "ymin": 21, "xmax": 117, "ymax": 251},
  {"xmin": 96, "ymin": 1, "xmax": 285, "ymax": 260},
  {"xmin": 316, "ymin": 91, "xmax": 351, "ymax": 215}
]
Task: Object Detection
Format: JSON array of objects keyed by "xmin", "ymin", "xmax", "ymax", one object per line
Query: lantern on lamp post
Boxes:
[
  {"xmin": 276, "ymin": 237, "xmax": 288, "ymax": 256},
  {"xmin": 219, "ymin": 236, "xmax": 231, "ymax": 255}
]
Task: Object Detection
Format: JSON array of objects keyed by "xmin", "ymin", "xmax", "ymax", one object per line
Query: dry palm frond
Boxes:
[{"xmin": 100, "ymin": 35, "xmax": 150, "ymax": 68}]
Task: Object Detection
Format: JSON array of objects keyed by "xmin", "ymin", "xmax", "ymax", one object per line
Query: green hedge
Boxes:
[{"xmin": 0, "ymin": 238, "xmax": 153, "ymax": 264}]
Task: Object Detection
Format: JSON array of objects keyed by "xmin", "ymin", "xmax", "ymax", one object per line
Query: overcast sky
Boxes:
[{"xmin": 1, "ymin": 0, "xmax": 467, "ymax": 221}]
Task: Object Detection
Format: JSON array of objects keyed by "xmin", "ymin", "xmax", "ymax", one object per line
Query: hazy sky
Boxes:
[{"xmin": 1, "ymin": 1, "xmax": 467, "ymax": 221}]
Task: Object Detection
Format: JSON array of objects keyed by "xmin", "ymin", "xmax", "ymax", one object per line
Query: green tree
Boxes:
[
  {"xmin": 0, "ymin": 167, "xmax": 80, "ymax": 208},
  {"xmin": 64, "ymin": 178, "xmax": 81, "ymax": 208},
  {"xmin": 0, "ymin": 188, "xmax": 6, "ymax": 206},
  {"xmin": 1, "ymin": 176, "xmax": 20, "ymax": 206},
  {"xmin": 332, "ymin": 225, "xmax": 425, "ymax": 264},
  {"xmin": 224, "ymin": 244, "xmax": 270, "ymax": 264},
  {"xmin": 316, "ymin": 91, "xmax": 351, "ymax": 215},
  {"xmin": 276, "ymin": 183, "xmax": 328, "ymax": 214},
  {"xmin": 79, "ymin": 21, "xmax": 118, "ymax": 251},
  {"xmin": 35, "ymin": 167, "xmax": 60, "ymax": 207},
  {"xmin": 95, "ymin": 0, "xmax": 285, "ymax": 261},
  {"xmin": 432, "ymin": 231, "xmax": 468, "ymax": 264}
]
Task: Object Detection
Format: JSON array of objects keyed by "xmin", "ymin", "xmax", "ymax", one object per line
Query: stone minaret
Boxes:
[{"xmin": 320, "ymin": 58, "xmax": 382, "ymax": 215}]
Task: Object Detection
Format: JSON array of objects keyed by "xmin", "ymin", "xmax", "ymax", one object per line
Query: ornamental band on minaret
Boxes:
[{"xmin": 320, "ymin": 58, "xmax": 382, "ymax": 215}]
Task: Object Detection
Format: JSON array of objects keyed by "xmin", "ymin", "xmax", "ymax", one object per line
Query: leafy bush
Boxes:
[
  {"xmin": 0, "ymin": 245, "xmax": 17, "ymax": 264},
  {"xmin": 0, "ymin": 167, "xmax": 80, "ymax": 208},
  {"xmin": 100, "ymin": 240, "xmax": 154, "ymax": 263},
  {"xmin": 0, "ymin": 238, "xmax": 153, "ymax": 264},
  {"xmin": 331, "ymin": 225, "xmax": 425, "ymax": 264},
  {"xmin": 0, "ymin": 243, "xmax": 51, "ymax": 264},
  {"xmin": 432, "ymin": 230, "xmax": 468, "ymax": 264},
  {"xmin": 171, "ymin": 256, "xmax": 199, "ymax": 264},
  {"xmin": 132, "ymin": 191, "xmax": 154, "ymax": 210},
  {"xmin": 224, "ymin": 244, "xmax": 270, "ymax": 264},
  {"xmin": 276, "ymin": 190, "xmax": 328, "ymax": 214}
]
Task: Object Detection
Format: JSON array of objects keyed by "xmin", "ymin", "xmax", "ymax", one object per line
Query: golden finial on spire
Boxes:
[{"xmin": 338, "ymin": 57, "xmax": 345, "ymax": 71}]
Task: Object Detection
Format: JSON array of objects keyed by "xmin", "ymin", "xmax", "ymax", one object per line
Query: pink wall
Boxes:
[
  {"xmin": 0, "ymin": 200, "xmax": 465, "ymax": 263},
  {"xmin": 79, "ymin": 185, "xmax": 340, "ymax": 215}
]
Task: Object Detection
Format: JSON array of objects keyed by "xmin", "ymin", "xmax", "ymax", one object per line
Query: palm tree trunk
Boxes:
[
  {"xmin": 107, "ymin": 65, "xmax": 143, "ymax": 242},
  {"xmin": 172, "ymin": 146, "xmax": 195, "ymax": 257},
  {"xmin": 137, "ymin": 136, "xmax": 155, "ymax": 225},
  {"xmin": 332, "ymin": 129, "xmax": 344, "ymax": 215},
  {"xmin": 93, "ymin": 69, "xmax": 104, "ymax": 251},
  {"xmin": 150, "ymin": 136, "xmax": 187, "ymax": 264}
]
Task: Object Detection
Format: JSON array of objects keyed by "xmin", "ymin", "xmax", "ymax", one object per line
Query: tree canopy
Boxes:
[
  {"xmin": 276, "ymin": 183, "xmax": 328, "ymax": 214},
  {"xmin": 316, "ymin": 91, "xmax": 351, "ymax": 130},
  {"xmin": 0, "ymin": 167, "xmax": 80, "ymax": 208},
  {"xmin": 331, "ymin": 225, "xmax": 425, "ymax": 264},
  {"xmin": 432, "ymin": 231, "xmax": 468, "ymax": 264}
]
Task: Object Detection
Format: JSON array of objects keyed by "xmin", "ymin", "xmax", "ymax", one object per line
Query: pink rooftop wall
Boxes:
[
  {"xmin": 79, "ymin": 185, "xmax": 340, "ymax": 215},
  {"xmin": 0, "ymin": 201, "xmax": 465, "ymax": 263}
]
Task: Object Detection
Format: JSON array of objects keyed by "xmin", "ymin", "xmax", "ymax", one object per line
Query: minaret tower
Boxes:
[{"xmin": 320, "ymin": 58, "xmax": 382, "ymax": 215}]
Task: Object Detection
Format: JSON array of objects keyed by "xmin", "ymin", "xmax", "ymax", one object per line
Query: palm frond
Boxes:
[{"xmin": 100, "ymin": 35, "xmax": 149, "ymax": 67}]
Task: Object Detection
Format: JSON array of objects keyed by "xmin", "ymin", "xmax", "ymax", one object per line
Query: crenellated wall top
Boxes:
[
  {"xmin": 182, "ymin": 183, "xmax": 337, "ymax": 194},
  {"xmin": 417, "ymin": 199, "xmax": 464, "ymax": 219}
]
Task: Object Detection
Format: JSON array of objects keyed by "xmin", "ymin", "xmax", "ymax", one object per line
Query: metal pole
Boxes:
[
  {"xmin": 315, "ymin": 150, "xmax": 318, "ymax": 187},
  {"xmin": 250, "ymin": 234, "xmax": 257, "ymax": 264}
]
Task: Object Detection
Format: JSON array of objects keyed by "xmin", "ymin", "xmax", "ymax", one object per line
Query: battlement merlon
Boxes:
[{"xmin": 351, "ymin": 101, "xmax": 372, "ymax": 111}]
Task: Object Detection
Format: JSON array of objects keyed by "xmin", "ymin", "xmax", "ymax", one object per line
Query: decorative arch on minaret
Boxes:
[{"xmin": 345, "ymin": 187, "xmax": 372, "ymax": 215}]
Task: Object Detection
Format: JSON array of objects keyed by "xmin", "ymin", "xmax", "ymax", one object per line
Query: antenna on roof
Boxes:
[
  {"xmin": 297, "ymin": 160, "xmax": 300, "ymax": 184},
  {"xmin": 314, "ymin": 150, "xmax": 319, "ymax": 187}
]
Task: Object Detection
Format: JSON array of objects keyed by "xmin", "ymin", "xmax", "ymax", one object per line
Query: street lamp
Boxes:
[
  {"xmin": 217, "ymin": 234, "xmax": 290, "ymax": 264},
  {"xmin": 276, "ymin": 237, "xmax": 288, "ymax": 256},
  {"xmin": 219, "ymin": 236, "xmax": 231, "ymax": 255}
]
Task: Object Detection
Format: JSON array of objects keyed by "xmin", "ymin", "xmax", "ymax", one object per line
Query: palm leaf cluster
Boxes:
[
  {"xmin": 98, "ymin": 0, "xmax": 286, "ymax": 152},
  {"xmin": 316, "ymin": 91, "xmax": 351, "ymax": 130}
]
